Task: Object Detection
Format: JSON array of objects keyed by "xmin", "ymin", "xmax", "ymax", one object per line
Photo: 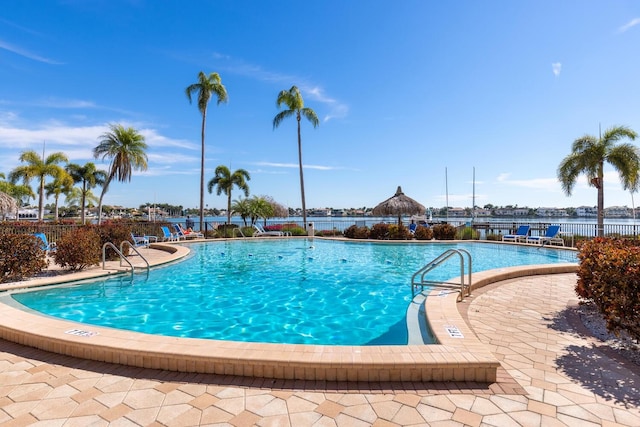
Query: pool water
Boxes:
[{"xmin": 12, "ymin": 239, "xmax": 577, "ymax": 346}]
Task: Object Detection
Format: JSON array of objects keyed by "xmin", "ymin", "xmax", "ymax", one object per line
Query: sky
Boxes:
[{"xmin": 2, "ymin": 0, "xmax": 640, "ymax": 212}]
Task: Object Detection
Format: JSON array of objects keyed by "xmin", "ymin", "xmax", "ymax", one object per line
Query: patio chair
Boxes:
[
  {"xmin": 252, "ymin": 224, "xmax": 284, "ymax": 237},
  {"xmin": 409, "ymin": 223, "xmax": 418, "ymax": 234},
  {"xmin": 33, "ymin": 232, "xmax": 56, "ymax": 252},
  {"xmin": 526, "ymin": 225, "xmax": 564, "ymax": 246},
  {"xmin": 160, "ymin": 226, "xmax": 177, "ymax": 242},
  {"xmin": 502, "ymin": 225, "xmax": 530, "ymax": 243},
  {"xmin": 130, "ymin": 232, "xmax": 158, "ymax": 248},
  {"xmin": 173, "ymin": 224, "xmax": 204, "ymax": 239}
]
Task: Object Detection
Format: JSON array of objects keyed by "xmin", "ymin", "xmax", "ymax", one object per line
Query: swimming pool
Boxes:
[{"xmin": 11, "ymin": 239, "xmax": 577, "ymax": 346}]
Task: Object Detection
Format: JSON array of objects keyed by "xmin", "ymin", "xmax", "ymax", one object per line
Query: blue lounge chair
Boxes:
[
  {"xmin": 409, "ymin": 223, "xmax": 418, "ymax": 234},
  {"xmin": 33, "ymin": 232, "xmax": 56, "ymax": 252},
  {"xmin": 160, "ymin": 226, "xmax": 177, "ymax": 242},
  {"xmin": 502, "ymin": 225, "xmax": 530, "ymax": 242},
  {"xmin": 527, "ymin": 225, "xmax": 564, "ymax": 246},
  {"xmin": 253, "ymin": 224, "xmax": 284, "ymax": 237}
]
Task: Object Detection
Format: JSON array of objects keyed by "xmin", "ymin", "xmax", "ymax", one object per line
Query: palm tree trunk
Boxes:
[
  {"xmin": 81, "ymin": 183, "xmax": 87, "ymax": 225},
  {"xmin": 597, "ymin": 183, "xmax": 604, "ymax": 237},
  {"xmin": 38, "ymin": 176, "xmax": 45, "ymax": 221},
  {"xmin": 199, "ymin": 109, "xmax": 207, "ymax": 232},
  {"xmin": 297, "ymin": 116, "xmax": 307, "ymax": 231},
  {"xmin": 227, "ymin": 192, "xmax": 232, "ymax": 224}
]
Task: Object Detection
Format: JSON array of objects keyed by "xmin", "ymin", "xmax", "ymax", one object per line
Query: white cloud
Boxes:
[
  {"xmin": 552, "ymin": 62, "xmax": 562, "ymax": 77},
  {"xmin": 253, "ymin": 161, "xmax": 336, "ymax": 171},
  {"xmin": 0, "ymin": 39, "xmax": 62, "ymax": 64},
  {"xmin": 618, "ymin": 18, "xmax": 640, "ymax": 33}
]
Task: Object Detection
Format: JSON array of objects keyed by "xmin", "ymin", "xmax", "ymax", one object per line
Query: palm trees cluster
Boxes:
[
  {"xmin": 186, "ymin": 71, "xmax": 318, "ymax": 230},
  {"xmin": 2, "ymin": 124, "xmax": 148, "ymax": 223}
]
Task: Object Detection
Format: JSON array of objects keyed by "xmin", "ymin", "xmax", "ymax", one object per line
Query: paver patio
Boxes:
[{"xmin": 1, "ymin": 247, "xmax": 639, "ymax": 426}]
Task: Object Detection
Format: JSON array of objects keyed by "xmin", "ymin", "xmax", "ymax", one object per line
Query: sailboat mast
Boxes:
[
  {"xmin": 472, "ymin": 167, "xmax": 476, "ymax": 223},
  {"xmin": 445, "ymin": 167, "xmax": 449, "ymax": 222}
]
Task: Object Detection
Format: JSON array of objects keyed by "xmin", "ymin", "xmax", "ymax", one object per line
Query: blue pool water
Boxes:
[{"xmin": 12, "ymin": 239, "xmax": 577, "ymax": 346}]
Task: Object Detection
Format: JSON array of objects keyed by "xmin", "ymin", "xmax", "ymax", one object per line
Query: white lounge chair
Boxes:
[
  {"xmin": 526, "ymin": 225, "xmax": 564, "ymax": 246},
  {"xmin": 502, "ymin": 225, "xmax": 530, "ymax": 242},
  {"xmin": 253, "ymin": 224, "xmax": 284, "ymax": 237}
]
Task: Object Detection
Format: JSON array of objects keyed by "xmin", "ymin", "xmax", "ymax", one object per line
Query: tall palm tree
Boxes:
[
  {"xmin": 9, "ymin": 150, "xmax": 68, "ymax": 220},
  {"xmin": 558, "ymin": 125, "xmax": 640, "ymax": 236},
  {"xmin": 44, "ymin": 171, "xmax": 74, "ymax": 221},
  {"xmin": 66, "ymin": 162, "xmax": 107, "ymax": 224},
  {"xmin": 273, "ymin": 85, "xmax": 319, "ymax": 230},
  {"xmin": 186, "ymin": 71, "xmax": 228, "ymax": 232},
  {"xmin": 94, "ymin": 124, "xmax": 148, "ymax": 224},
  {"xmin": 207, "ymin": 165, "xmax": 250, "ymax": 224}
]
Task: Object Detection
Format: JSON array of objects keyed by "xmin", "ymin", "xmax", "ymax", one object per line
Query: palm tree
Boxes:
[
  {"xmin": 186, "ymin": 71, "xmax": 228, "ymax": 232},
  {"xmin": 207, "ymin": 165, "xmax": 250, "ymax": 225},
  {"xmin": 249, "ymin": 195, "xmax": 275, "ymax": 226},
  {"xmin": 558, "ymin": 125, "xmax": 640, "ymax": 236},
  {"xmin": 273, "ymin": 85, "xmax": 319, "ymax": 230},
  {"xmin": 231, "ymin": 197, "xmax": 252, "ymax": 226},
  {"xmin": 94, "ymin": 124, "xmax": 148, "ymax": 224},
  {"xmin": 66, "ymin": 162, "xmax": 107, "ymax": 224},
  {"xmin": 9, "ymin": 150, "xmax": 68, "ymax": 220},
  {"xmin": 44, "ymin": 171, "xmax": 74, "ymax": 221},
  {"xmin": 65, "ymin": 187, "xmax": 99, "ymax": 212}
]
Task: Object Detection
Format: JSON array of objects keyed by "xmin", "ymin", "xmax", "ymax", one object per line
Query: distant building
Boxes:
[
  {"xmin": 604, "ymin": 206, "xmax": 632, "ymax": 218},
  {"xmin": 494, "ymin": 208, "xmax": 530, "ymax": 217},
  {"xmin": 536, "ymin": 207, "xmax": 568, "ymax": 217},
  {"xmin": 575, "ymin": 206, "xmax": 597, "ymax": 217}
]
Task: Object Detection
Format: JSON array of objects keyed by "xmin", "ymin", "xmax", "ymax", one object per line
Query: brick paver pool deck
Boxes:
[{"xmin": 1, "ymin": 244, "xmax": 639, "ymax": 426}]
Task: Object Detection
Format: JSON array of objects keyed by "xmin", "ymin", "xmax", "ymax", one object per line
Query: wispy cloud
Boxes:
[
  {"xmin": 33, "ymin": 98, "xmax": 97, "ymax": 109},
  {"xmin": 618, "ymin": 18, "xmax": 640, "ymax": 33},
  {"xmin": 552, "ymin": 62, "xmax": 562, "ymax": 77},
  {"xmin": 205, "ymin": 52, "xmax": 349, "ymax": 122},
  {"xmin": 0, "ymin": 39, "xmax": 62, "ymax": 64},
  {"xmin": 253, "ymin": 161, "xmax": 337, "ymax": 171}
]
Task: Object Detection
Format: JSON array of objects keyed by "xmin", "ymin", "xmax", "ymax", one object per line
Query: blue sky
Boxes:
[{"xmin": 2, "ymin": 1, "xmax": 640, "ymax": 212}]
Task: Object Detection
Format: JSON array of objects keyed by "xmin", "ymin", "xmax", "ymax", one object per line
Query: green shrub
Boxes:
[
  {"xmin": 317, "ymin": 228, "xmax": 342, "ymax": 237},
  {"xmin": 457, "ymin": 226, "xmax": 479, "ymax": 240},
  {"xmin": 370, "ymin": 223, "xmax": 390, "ymax": 239},
  {"xmin": 0, "ymin": 234, "xmax": 48, "ymax": 283},
  {"xmin": 283, "ymin": 225, "xmax": 306, "ymax": 236},
  {"xmin": 217, "ymin": 223, "xmax": 239, "ymax": 238},
  {"xmin": 432, "ymin": 223, "xmax": 457, "ymax": 240},
  {"xmin": 576, "ymin": 237, "xmax": 640, "ymax": 341},
  {"xmin": 53, "ymin": 228, "xmax": 101, "ymax": 270},
  {"xmin": 486, "ymin": 233, "xmax": 502, "ymax": 241},
  {"xmin": 92, "ymin": 222, "xmax": 133, "ymax": 260},
  {"xmin": 414, "ymin": 226, "xmax": 434, "ymax": 240},
  {"xmin": 388, "ymin": 224, "xmax": 412, "ymax": 240},
  {"xmin": 343, "ymin": 225, "xmax": 370, "ymax": 239}
]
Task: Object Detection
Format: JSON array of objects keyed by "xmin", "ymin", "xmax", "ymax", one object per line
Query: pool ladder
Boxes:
[
  {"xmin": 411, "ymin": 249, "xmax": 472, "ymax": 301},
  {"xmin": 102, "ymin": 242, "xmax": 150, "ymax": 277}
]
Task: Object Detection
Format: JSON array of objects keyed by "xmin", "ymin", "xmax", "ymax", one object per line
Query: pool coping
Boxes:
[{"xmin": 0, "ymin": 239, "xmax": 578, "ymax": 383}]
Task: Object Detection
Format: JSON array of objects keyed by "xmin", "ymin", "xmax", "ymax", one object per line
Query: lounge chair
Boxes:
[
  {"xmin": 502, "ymin": 225, "xmax": 530, "ymax": 242},
  {"xmin": 409, "ymin": 223, "xmax": 417, "ymax": 234},
  {"xmin": 253, "ymin": 224, "xmax": 284, "ymax": 237},
  {"xmin": 526, "ymin": 225, "xmax": 564, "ymax": 246},
  {"xmin": 173, "ymin": 224, "xmax": 204, "ymax": 239},
  {"xmin": 33, "ymin": 232, "xmax": 56, "ymax": 252},
  {"xmin": 160, "ymin": 226, "xmax": 177, "ymax": 242},
  {"xmin": 130, "ymin": 232, "xmax": 158, "ymax": 248}
]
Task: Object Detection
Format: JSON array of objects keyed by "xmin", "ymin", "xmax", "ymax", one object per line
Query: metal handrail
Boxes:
[
  {"xmin": 411, "ymin": 248, "xmax": 472, "ymax": 300},
  {"xmin": 232, "ymin": 228, "xmax": 245, "ymax": 238},
  {"xmin": 120, "ymin": 241, "xmax": 150, "ymax": 271},
  {"xmin": 102, "ymin": 242, "xmax": 134, "ymax": 277}
]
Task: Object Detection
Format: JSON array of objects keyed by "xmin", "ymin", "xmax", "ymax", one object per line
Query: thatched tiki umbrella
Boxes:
[
  {"xmin": 372, "ymin": 186, "xmax": 426, "ymax": 226},
  {"xmin": 0, "ymin": 191, "xmax": 17, "ymax": 220}
]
